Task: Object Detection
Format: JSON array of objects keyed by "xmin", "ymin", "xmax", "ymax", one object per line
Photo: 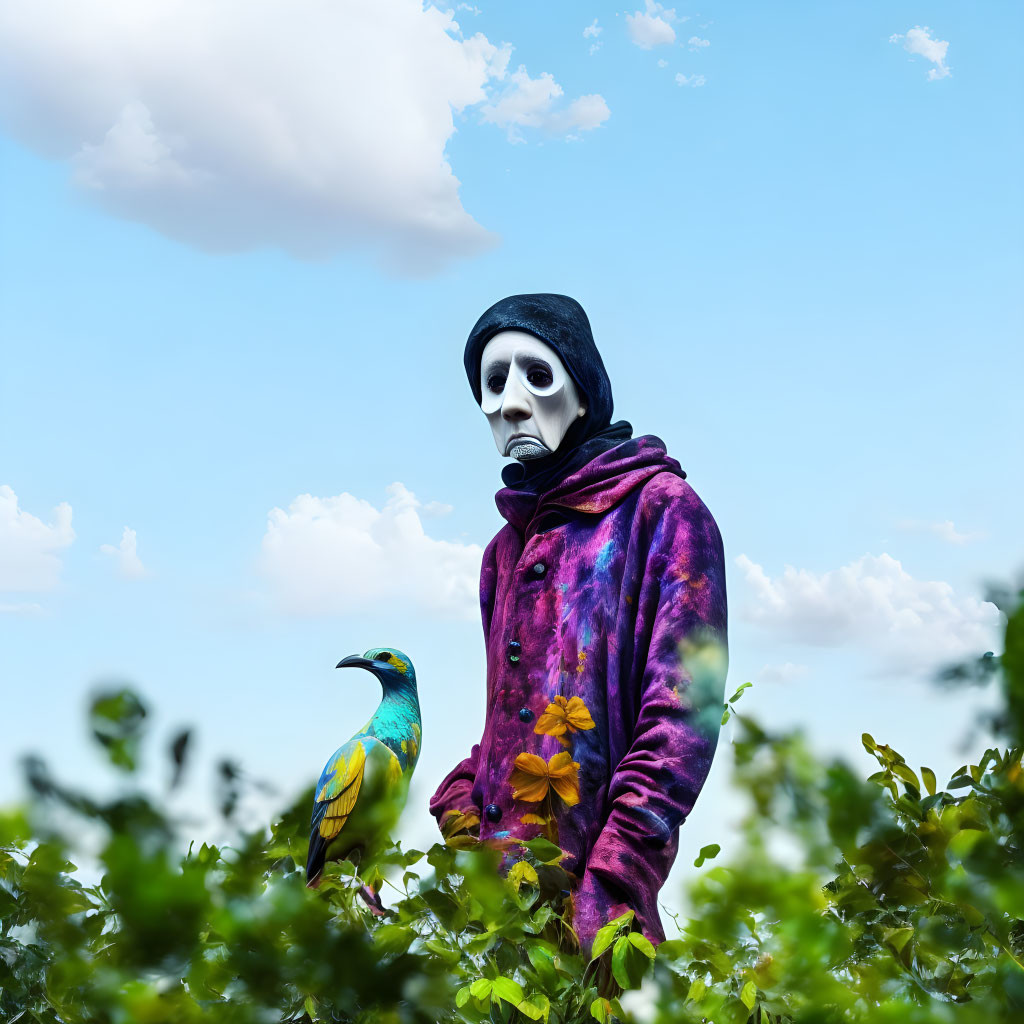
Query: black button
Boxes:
[
  {"xmin": 484, "ymin": 803, "xmax": 502, "ymax": 823},
  {"xmin": 518, "ymin": 707, "xmax": 534, "ymax": 723},
  {"xmin": 507, "ymin": 639, "xmax": 522, "ymax": 664},
  {"xmin": 531, "ymin": 562, "xmax": 547, "ymax": 577}
]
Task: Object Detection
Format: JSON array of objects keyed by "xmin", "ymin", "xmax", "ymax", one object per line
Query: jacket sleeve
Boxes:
[
  {"xmin": 573, "ymin": 485, "xmax": 728, "ymax": 953},
  {"xmin": 428, "ymin": 744, "xmax": 481, "ymax": 834},
  {"xmin": 427, "ymin": 532, "xmax": 500, "ymax": 835}
]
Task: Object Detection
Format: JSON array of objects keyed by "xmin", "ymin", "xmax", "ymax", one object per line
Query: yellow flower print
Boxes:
[
  {"xmin": 534, "ymin": 694, "xmax": 596, "ymax": 748},
  {"xmin": 519, "ymin": 812, "xmax": 547, "ymax": 825},
  {"xmin": 510, "ymin": 751, "xmax": 581, "ymax": 806}
]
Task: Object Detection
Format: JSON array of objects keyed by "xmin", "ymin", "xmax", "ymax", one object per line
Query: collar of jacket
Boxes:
[{"xmin": 494, "ymin": 434, "xmax": 686, "ymax": 535}]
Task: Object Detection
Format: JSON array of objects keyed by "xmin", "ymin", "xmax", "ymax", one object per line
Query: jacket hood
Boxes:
[{"xmin": 495, "ymin": 434, "xmax": 686, "ymax": 533}]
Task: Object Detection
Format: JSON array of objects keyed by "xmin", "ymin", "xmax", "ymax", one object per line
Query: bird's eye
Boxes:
[
  {"xmin": 486, "ymin": 372, "xmax": 506, "ymax": 394},
  {"xmin": 526, "ymin": 364, "xmax": 553, "ymax": 389},
  {"xmin": 377, "ymin": 651, "xmax": 392, "ymax": 662}
]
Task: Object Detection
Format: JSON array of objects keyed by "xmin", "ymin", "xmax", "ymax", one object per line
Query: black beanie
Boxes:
[{"xmin": 463, "ymin": 293, "xmax": 615, "ymax": 436}]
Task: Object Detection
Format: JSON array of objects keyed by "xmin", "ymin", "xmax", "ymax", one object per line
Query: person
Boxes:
[{"xmin": 429, "ymin": 293, "xmax": 728, "ymax": 955}]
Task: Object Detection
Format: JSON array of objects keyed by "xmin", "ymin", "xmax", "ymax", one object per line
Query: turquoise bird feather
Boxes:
[{"xmin": 306, "ymin": 647, "xmax": 422, "ymax": 892}]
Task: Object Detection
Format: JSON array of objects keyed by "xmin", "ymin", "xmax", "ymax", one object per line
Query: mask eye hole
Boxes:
[
  {"xmin": 525, "ymin": 363, "xmax": 553, "ymax": 389},
  {"xmin": 485, "ymin": 371, "xmax": 506, "ymax": 394}
]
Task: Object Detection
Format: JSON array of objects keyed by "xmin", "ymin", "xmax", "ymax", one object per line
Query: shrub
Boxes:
[{"xmin": 2, "ymin": 587, "xmax": 1021, "ymax": 1023}]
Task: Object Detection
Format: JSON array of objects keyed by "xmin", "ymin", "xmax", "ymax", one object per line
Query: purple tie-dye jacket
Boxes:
[{"xmin": 429, "ymin": 435, "xmax": 728, "ymax": 952}]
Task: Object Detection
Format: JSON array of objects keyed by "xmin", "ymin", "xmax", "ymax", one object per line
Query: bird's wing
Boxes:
[
  {"xmin": 313, "ymin": 737, "xmax": 368, "ymax": 842},
  {"xmin": 307, "ymin": 735, "xmax": 404, "ymax": 885}
]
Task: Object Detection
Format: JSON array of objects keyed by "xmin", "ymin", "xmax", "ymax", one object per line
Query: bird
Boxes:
[{"xmin": 306, "ymin": 647, "xmax": 422, "ymax": 911}]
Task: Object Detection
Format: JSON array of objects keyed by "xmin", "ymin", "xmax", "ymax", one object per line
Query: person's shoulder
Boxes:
[
  {"xmin": 637, "ymin": 470, "xmax": 701, "ymax": 515},
  {"xmin": 637, "ymin": 471, "xmax": 722, "ymax": 544}
]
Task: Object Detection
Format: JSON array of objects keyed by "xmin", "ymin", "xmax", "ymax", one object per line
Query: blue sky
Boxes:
[{"xmin": 1, "ymin": 1, "xmax": 1022, "ymax": 904}]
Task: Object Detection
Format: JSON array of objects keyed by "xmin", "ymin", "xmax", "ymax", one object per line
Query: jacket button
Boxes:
[
  {"xmin": 507, "ymin": 639, "xmax": 522, "ymax": 664},
  {"xmin": 518, "ymin": 707, "xmax": 534, "ymax": 723},
  {"xmin": 531, "ymin": 561, "xmax": 547, "ymax": 578},
  {"xmin": 484, "ymin": 803, "xmax": 502, "ymax": 823}
]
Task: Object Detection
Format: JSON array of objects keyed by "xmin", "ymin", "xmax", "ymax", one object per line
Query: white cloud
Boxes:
[
  {"xmin": 735, "ymin": 553, "xmax": 1000, "ymax": 677},
  {"xmin": 0, "ymin": 485, "xmax": 75, "ymax": 595},
  {"xmin": 626, "ymin": 1, "xmax": 677, "ymax": 49},
  {"xmin": 259, "ymin": 483, "xmax": 482, "ymax": 619},
  {"xmin": 675, "ymin": 73, "xmax": 706, "ymax": 88},
  {"xmin": 758, "ymin": 662, "xmax": 809, "ymax": 685},
  {"xmin": 0, "ymin": 602, "xmax": 45, "ymax": 616},
  {"xmin": 100, "ymin": 526, "xmax": 147, "ymax": 579},
  {"xmin": 890, "ymin": 26, "xmax": 951, "ymax": 81},
  {"xmin": 688, "ymin": 36, "xmax": 710, "ymax": 49},
  {"xmin": 0, "ymin": 1, "xmax": 606, "ymax": 274},
  {"xmin": 896, "ymin": 519, "xmax": 981, "ymax": 545},
  {"xmin": 657, "ymin": 59, "xmax": 668, "ymax": 68},
  {"xmin": 421, "ymin": 500, "xmax": 454, "ymax": 518},
  {"xmin": 482, "ymin": 67, "xmax": 610, "ymax": 142},
  {"xmin": 584, "ymin": 19, "xmax": 602, "ymax": 39}
]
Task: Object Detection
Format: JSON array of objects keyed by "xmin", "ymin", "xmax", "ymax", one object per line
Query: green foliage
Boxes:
[{"xmin": 2, "ymin": 589, "xmax": 1022, "ymax": 1023}]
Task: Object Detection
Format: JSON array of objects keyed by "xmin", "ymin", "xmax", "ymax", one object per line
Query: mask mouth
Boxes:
[{"xmin": 506, "ymin": 434, "xmax": 551, "ymax": 460}]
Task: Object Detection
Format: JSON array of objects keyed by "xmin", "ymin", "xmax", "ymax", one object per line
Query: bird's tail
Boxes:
[
  {"xmin": 358, "ymin": 883, "xmax": 386, "ymax": 916},
  {"xmin": 305, "ymin": 830, "xmax": 328, "ymax": 888}
]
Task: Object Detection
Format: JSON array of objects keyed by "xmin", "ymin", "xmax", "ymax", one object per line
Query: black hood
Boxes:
[{"xmin": 463, "ymin": 293, "xmax": 632, "ymax": 493}]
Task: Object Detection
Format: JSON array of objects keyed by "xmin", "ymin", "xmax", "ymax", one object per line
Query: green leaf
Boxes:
[
  {"xmin": 721, "ymin": 707, "xmax": 731, "ymax": 726},
  {"xmin": 531, "ymin": 992, "xmax": 551, "ymax": 1023},
  {"xmin": 891, "ymin": 763, "xmax": 920, "ymax": 790},
  {"xmin": 470, "ymin": 978, "xmax": 493, "ymax": 1000},
  {"xmin": 921, "ymin": 766, "xmax": 937, "ymax": 795},
  {"xmin": 692, "ymin": 940, "xmax": 733, "ymax": 978},
  {"xmin": 688, "ymin": 977, "xmax": 707, "ymax": 1004},
  {"xmin": 693, "ymin": 843, "xmax": 721, "ymax": 867},
  {"xmin": 728, "ymin": 681, "xmax": 752, "ymax": 703},
  {"xmin": 882, "ymin": 926, "xmax": 914, "ymax": 953},
  {"xmin": 424, "ymin": 938, "xmax": 462, "ymax": 965},
  {"xmin": 521, "ymin": 837, "xmax": 565, "ymax": 863},
  {"xmin": 610, "ymin": 934, "xmax": 649, "ymax": 989},
  {"xmin": 526, "ymin": 944, "xmax": 559, "ymax": 989},
  {"xmin": 465, "ymin": 928, "xmax": 499, "ymax": 955},
  {"xmin": 373, "ymin": 924, "xmax": 415, "ymax": 955},
  {"xmin": 739, "ymin": 980, "xmax": 757, "ymax": 1010},
  {"xmin": 862, "ymin": 732, "xmax": 877, "ymax": 752},
  {"xmin": 507, "ymin": 860, "xmax": 539, "ymax": 892},
  {"xmin": 456, "ymin": 986, "xmax": 472, "ymax": 1008},
  {"xmin": 590, "ymin": 997, "xmax": 612, "ymax": 1022},
  {"xmin": 656, "ymin": 938, "xmax": 687, "ymax": 961},
  {"xmin": 89, "ymin": 688, "xmax": 148, "ymax": 772},
  {"xmin": 517, "ymin": 1000, "xmax": 544, "ymax": 1021},
  {"xmin": 490, "ymin": 977, "xmax": 524, "ymax": 1006},
  {"xmin": 590, "ymin": 909, "xmax": 634, "ymax": 959},
  {"xmin": 628, "ymin": 932, "xmax": 656, "ymax": 959},
  {"xmin": 947, "ymin": 828, "xmax": 986, "ymax": 861},
  {"xmin": 530, "ymin": 905, "xmax": 554, "ymax": 931}
]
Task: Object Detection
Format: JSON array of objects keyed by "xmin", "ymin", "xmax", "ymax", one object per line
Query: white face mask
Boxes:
[{"xmin": 479, "ymin": 331, "xmax": 586, "ymax": 460}]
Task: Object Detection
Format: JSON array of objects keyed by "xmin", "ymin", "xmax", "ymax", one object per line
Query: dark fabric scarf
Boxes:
[{"xmin": 463, "ymin": 293, "xmax": 635, "ymax": 494}]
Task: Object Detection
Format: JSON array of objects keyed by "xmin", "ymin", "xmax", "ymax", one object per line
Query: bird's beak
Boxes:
[{"xmin": 336, "ymin": 655, "xmax": 376, "ymax": 670}]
